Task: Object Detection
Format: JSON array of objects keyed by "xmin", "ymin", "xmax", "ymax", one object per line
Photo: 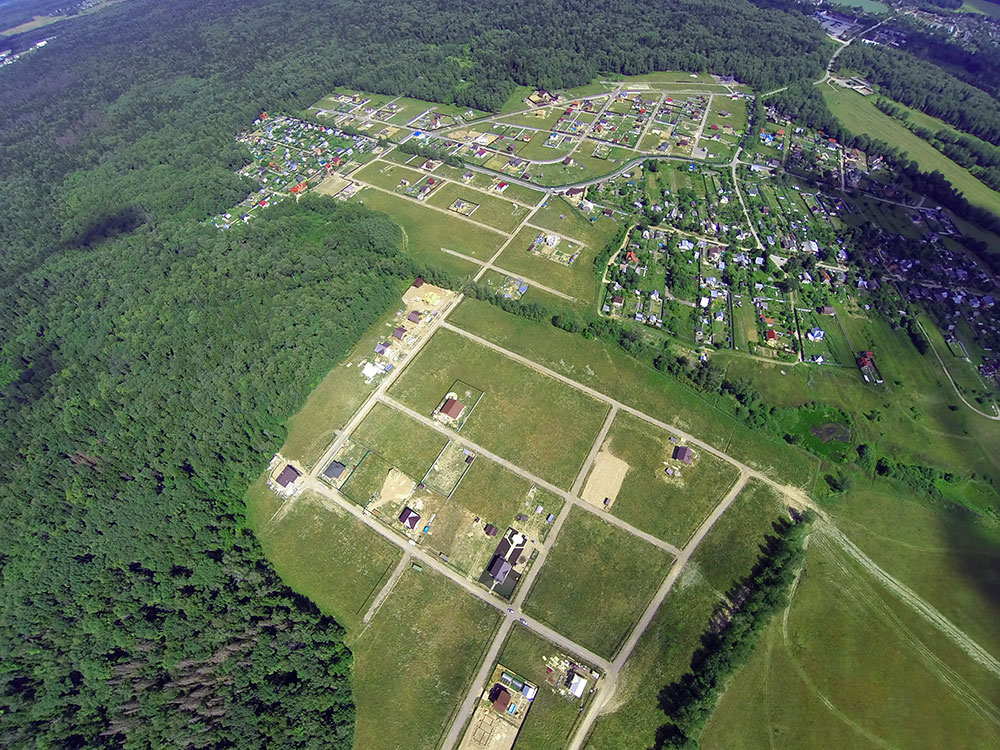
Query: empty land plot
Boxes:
[
  {"xmin": 356, "ymin": 188, "xmax": 503, "ymax": 264},
  {"xmin": 494, "ymin": 627, "xmax": 592, "ymax": 750},
  {"xmin": 352, "ymin": 568, "xmax": 501, "ymax": 750},
  {"xmin": 426, "ymin": 181, "xmax": 529, "ymax": 233},
  {"xmin": 585, "ymin": 481, "xmax": 789, "ymax": 749},
  {"xmin": 701, "ymin": 533, "xmax": 1000, "ymax": 749},
  {"xmin": 495, "ymin": 225, "xmax": 595, "ymax": 301},
  {"xmin": 524, "ymin": 508, "xmax": 673, "ymax": 658},
  {"xmin": 339, "ymin": 450, "xmax": 397, "ymax": 506},
  {"xmin": 245, "ymin": 485, "xmax": 402, "ymax": 632},
  {"xmin": 389, "ymin": 328, "xmax": 609, "ymax": 488},
  {"xmin": 350, "ymin": 402, "xmax": 449, "ymax": 478},
  {"xmin": 585, "ymin": 411, "xmax": 741, "ymax": 547},
  {"xmin": 353, "ymin": 160, "xmax": 424, "ymax": 191}
]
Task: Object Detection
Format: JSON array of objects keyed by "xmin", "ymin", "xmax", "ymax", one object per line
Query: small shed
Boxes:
[
  {"xmin": 411, "ymin": 277, "xmax": 425, "ymax": 288},
  {"xmin": 322, "ymin": 461, "xmax": 346, "ymax": 480},
  {"xmin": 393, "ymin": 326, "xmax": 406, "ymax": 339},
  {"xmin": 673, "ymin": 446, "xmax": 693, "ymax": 465},
  {"xmin": 275, "ymin": 464, "xmax": 301, "ymax": 487},
  {"xmin": 819, "ymin": 305, "xmax": 836, "ymax": 315},
  {"xmin": 441, "ymin": 397, "xmax": 464, "ymax": 419},
  {"xmin": 399, "ymin": 507, "xmax": 421, "ymax": 530}
]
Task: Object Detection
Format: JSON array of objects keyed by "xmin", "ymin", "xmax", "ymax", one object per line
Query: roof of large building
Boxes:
[
  {"xmin": 487, "ymin": 555, "xmax": 512, "ymax": 583},
  {"xmin": 441, "ymin": 397, "xmax": 464, "ymax": 419},
  {"xmin": 275, "ymin": 464, "xmax": 301, "ymax": 487},
  {"xmin": 489, "ymin": 684, "xmax": 510, "ymax": 712}
]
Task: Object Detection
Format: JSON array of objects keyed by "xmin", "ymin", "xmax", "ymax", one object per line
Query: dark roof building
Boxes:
[
  {"xmin": 399, "ymin": 507, "xmax": 421, "ymax": 530},
  {"xmin": 411, "ymin": 277, "xmax": 424, "ymax": 288},
  {"xmin": 407, "ymin": 310, "xmax": 422, "ymax": 323},
  {"xmin": 322, "ymin": 461, "xmax": 346, "ymax": 480},
  {"xmin": 374, "ymin": 342, "xmax": 390, "ymax": 354},
  {"xmin": 484, "ymin": 523, "xmax": 499, "ymax": 537},
  {"xmin": 673, "ymin": 446, "xmax": 693, "ymax": 465},
  {"xmin": 441, "ymin": 397, "xmax": 464, "ymax": 420},
  {"xmin": 489, "ymin": 684, "xmax": 511, "ymax": 712},
  {"xmin": 819, "ymin": 305, "xmax": 836, "ymax": 315},
  {"xmin": 275, "ymin": 464, "xmax": 301, "ymax": 487},
  {"xmin": 487, "ymin": 555, "xmax": 512, "ymax": 583},
  {"xmin": 393, "ymin": 326, "xmax": 406, "ymax": 339}
]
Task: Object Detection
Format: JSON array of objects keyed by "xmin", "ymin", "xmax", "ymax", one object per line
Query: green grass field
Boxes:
[
  {"xmin": 245, "ymin": 484, "xmax": 402, "ymax": 632},
  {"xmin": 524, "ymin": 508, "xmax": 674, "ymax": 658},
  {"xmin": 353, "ymin": 160, "xmax": 424, "ymax": 191},
  {"xmin": 448, "ymin": 299, "xmax": 819, "ymax": 488},
  {"xmin": 351, "ymin": 567, "xmax": 501, "ymax": 750},
  {"xmin": 494, "ymin": 627, "xmax": 593, "ymax": 750},
  {"xmin": 350, "ymin": 401, "xmax": 449, "ymax": 478},
  {"xmin": 585, "ymin": 479, "xmax": 788, "ymax": 748},
  {"xmin": 355, "ymin": 187, "xmax": 502, "ymax": 267},
  {"xmin": 592, "ymin": 411, "xmax": 742, "ymax": 547},
  {"xmin": 701, "ymin": 532, "xmax": 1000, "ymax": 749},
  {"xmin": 389, "ymin": 328, "xmax": 609, "ymax": 489},
  {"xmin": 425, "ymin": 180, "xmax": 530, "ymax": 233},
  {"xmin": 495, "ymin": 225, "xmax": 600, "ymax": 304},
  {"xmin": 821, "ymin": 85, "xmax": 1000, "ymax": 217},
  {"xmin": 961, "ymin": 0, "xmax": 1000, "ymax": 16}
]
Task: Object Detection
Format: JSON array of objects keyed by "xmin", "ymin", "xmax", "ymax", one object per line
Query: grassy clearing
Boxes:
[
  {"xmin": 524, "ymin": 507, "xmax": 674, "ymax": 659},
  {"xmin": 962, "ymin": 0, "xmax": 1000, "ymax": 16},
  {"xmin": 701, "ymin": 532, "xmax": 1000, "ymax": 749},
  {"xmin": 495, "ymin": 627, "xmax": 592, "ymax": 750},
  {"xmin": 585, "ymin": 480, "xmax": 788, "ymax": 748},
  {"xmin": 593, "ymin": 411, "xmax": 741, "ymax": 547},
  {"xmin": 426, "ymin": 180, "xmax": 530, "ymax": 233},
  {"xmin": 279, "ymin": 288, "xmax": 411, "ymax": 469},
  {"xmin": 821, "ymin": 85, "xmax": 1000, "ymax": 217},
  {"xmin": 350, "ymin": 401, "xmax": 449, "ymax": 479},
  {"xmin": 496, "ymin": 225, "xmax": 600, "ymax": 304},
  {"xmin": 353, "ymin": 160, "xmax": 424, "ymax": 191},
  {"xmin": 389, "ymin": 328, "xmax": 609, "ymax": 489},
  {"xmin": 245, "ymin": 484, "xmax": 402, "ymax": 631},
  {"xmin": 352, "ymin": 567, "xmax": 501, "ymax": 750},
  {"xmin": 356, "ymin": 187, "xmax": 502, "ymax": 267},
  {"xmin": 448, "ymin": 299, "xmax": 819, "ymax": 488}
]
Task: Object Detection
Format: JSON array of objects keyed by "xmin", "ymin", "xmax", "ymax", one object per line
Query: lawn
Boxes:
[
  {"xmin": 821, "ymin": 85, "xmax": 1000, "ymax": 217},
  {"xmin": 590, "ymin": 411, "xmax": 742, "ymax": 547},
  {"xmin": 389, "ymin": 328, "xmax": 610, "ymax": 489},
  {"xmin": 350, "ymin": 401, "xmax": 449, "ymax": 479},
  {"xmin": 495, "ymin": 627, "xmax": 593, "ymax": 750},
  {"xmin": 524, "ymin": 507, "xmax": 674, "ymax": 659},
  {"xmin": 351, "ymin": 567, "xmax": 501, "ymax": 750},
  {"xmin": 701, "ymin": 532, "xmax": 1000, "ymax": 749},
  {"xmin": 356, "ymin": 187, "xmax": 502, "ymax": 266},
  {"xmin": 245, "ymin": 484, "xmax": 402, "ymax": 633},
  {"xmin": 448, "ymin": 299, "xmax": 819, "ymax": 488},
  {"xmin": 426, "ymin": 180, "xmax": 530, "ymax": 233},
  {"xmin": 584, "ymin": 480, "xmax": 789, "ymax": 748}
]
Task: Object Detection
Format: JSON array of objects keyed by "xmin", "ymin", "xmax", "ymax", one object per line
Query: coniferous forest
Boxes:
[{"xmin": 0, "ymin": 0, "xmax": 991, "ymax": 746}]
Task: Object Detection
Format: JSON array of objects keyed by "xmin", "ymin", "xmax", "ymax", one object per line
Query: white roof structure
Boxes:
[{"xmin": 568, "ymin": 673, "xmax": 588, "ymax": 698}]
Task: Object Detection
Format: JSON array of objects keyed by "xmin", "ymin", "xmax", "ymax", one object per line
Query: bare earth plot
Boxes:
[
  {"xmin": 388, "ymin": 328, "xmax": 609, "ymax": 489},
  {"xmin": 523, "ymin": 507, "xmax": 674, "ymax": 659}
]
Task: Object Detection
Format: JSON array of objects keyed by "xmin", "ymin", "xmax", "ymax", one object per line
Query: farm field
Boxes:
[
  {"xmin": 585, "ymin": 479, "xmax": 788, "ymax": 748},
  {"xmin": 351, "ymin": 567, "xmax": 501, "ymax": 750},
  {"xmin": 388, "ymin": 328, "xmax": 610, "ymax": 489},
  {"xmin": 821, "ymin": 85, "xmax": 1000, "ymax": 217},
  {"xmin": 448, "ymin": 299, "xmax": 819, "ymax": 487},
  {"xmin": 701, "ymin": 531, "xmax": 1000, "ymax": 749},
  {"xmin": 523, "ymin": 507, "xmax": 674, "ymax": 659},
  {"xmin": 355, "ymin": 187, "xmax": 502, "ymax": 267},
  {"xmin": 494, "ymin": 627, "xmax": 593, "ymax": 750},
  {"xmin": 584, "ymin": 411, "xmax": 741, "ymax": 547},
  {"xmin": 245, "ymin": 484, "xmax": 402, "ymax": 632}
]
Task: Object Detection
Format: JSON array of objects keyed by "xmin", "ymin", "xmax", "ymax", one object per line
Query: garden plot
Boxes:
[
  {"xmin": 421, "ymin": 440, "xmax": 477, "ymax": 496},
  {"xmin": 431, "ymin": 379, "xmax": 485, "ymax": 431}
]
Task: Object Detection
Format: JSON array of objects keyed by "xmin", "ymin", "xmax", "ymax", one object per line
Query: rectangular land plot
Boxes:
[
  {"xmin": 352, "ymin": 567, "xmax": 501, "ymax": 750},
  {"xmin": 523, "ymin": 507, "xmax": 674, "ymax": 658},
  {"xmin": 582, "ymin": 411, "xmax": 741, "ymax": 547},
  {"xmin": 389, "ymin": 328, "xmax": 609, "ymax": 489},
  {"xmin": 426, "ymin": 181, "xmax": 530, "ymax": 233},
  {"xmin": 246, "ymin": 486, "xmax": 403, "ymax": 632},
  {"xmin": 493, "ymin": 627, "xmax": 594, "ymax": 750},
  {"xmin": 350, "ymin": 402, "xmax": 449, "ymax": 479}
]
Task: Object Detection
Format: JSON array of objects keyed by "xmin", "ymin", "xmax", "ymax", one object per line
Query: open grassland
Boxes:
[
  {"xmin": 701, "ymin": 532, "xmax": 1000, "ymax": 749},
  {"xmin": 962, "ymin": 0, "xmax": 1000, "ymax": 16},
  {"xmin": 352, "ymin": 568, "xmax": 501, "ymax": 750},
  {"xmin": 821, "ymin": 85, "xmax": 1000, "ymax": 217},
  {"xmin": 496, "ymin": 225, "xmax": 600, "ymax": 304},
  {"xmin": 353, "ymin": 160, "xmax": 425, "ymax": 191},
  {"xmin": 495, "ymin": 627, "xmax": 592, "ymax": 750},
  {"xmin": 593, "ymin": 411, "xmax": 741, "ymax": 547},
  {"xmin": 245, "ymin": 483, "xmax": 402, "ymax": 632},
  {"xmin": 389, "ymin": 328, "xmax": 609, "ymax": 489},
  {"xmin": 585, "ymin": 480, "xmax": 788, "ymax": 748},
  {"xmin": 426, "ymin": 180, "xmax": 530, "ymax": 233},
  {"xmin": 278, "ymin": 290, "xmax": 410, "ymax": 468},
  {"xmin": 350, "ymin": 401, "xmax": 449, "ymax": 478},
  {"xmin": 450, "ymin": 456, "xmax": 564, "ymax": 536},
  {"xmin": 448, "ymin": 299, "xmax": 818, "ymax": 488},
  {"xmin": 524, "ymin": 508, "xmax": 674, "ymax": 659},
  {"xmin": 355, "ymin": 187, "xmax": 501, "ymax": 267}
]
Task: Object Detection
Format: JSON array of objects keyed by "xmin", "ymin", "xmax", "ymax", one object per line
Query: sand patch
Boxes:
[
  {"xmin": 580, "ymin": 441, "xmax": 629, "ymax": 509},
  {"xmin": 315, "ymin": 174, "xmax": 352, "ymax": 196},
  {"xmin": 368, "ymin": 468, "xmax": 415, "ymax": 513}
]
